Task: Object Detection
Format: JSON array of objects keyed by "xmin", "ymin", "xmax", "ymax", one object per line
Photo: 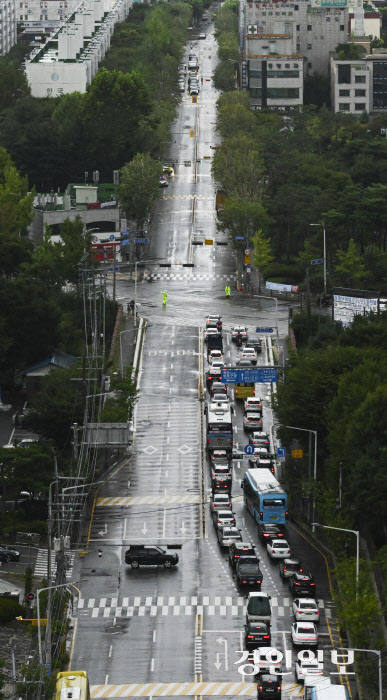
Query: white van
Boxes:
[
  {"xmin": 303, "ymin": 677, "xmax": 350, "ymax": 700},
  {"xmin": 245, "ymin": 592, "xmax": 271, "ymax": 624}
]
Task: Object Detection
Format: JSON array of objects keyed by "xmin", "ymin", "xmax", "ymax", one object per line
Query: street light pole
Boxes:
[
  {"xmin": 278, "ymin": 424, "xmax": 317, "ymax": 530},
  {"xmin": 37, "ymin": 582, "xmax": 78, "ymax": 669},
  {"xmin": 312, "ymin": 523, "xmax": 359, "ymax": 597},
  {"xmin": 351, "ymin": 648, "xmax": 382, "ymax": 700}
]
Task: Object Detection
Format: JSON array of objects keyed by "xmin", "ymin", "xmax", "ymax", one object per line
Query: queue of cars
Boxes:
[
  {"xmin": 178, "ymin": 52, "xmax": 200, "ymax": 95},
  {"xmin": 204, "ymin": 315, "xmax": 322, "ymax": 696}
]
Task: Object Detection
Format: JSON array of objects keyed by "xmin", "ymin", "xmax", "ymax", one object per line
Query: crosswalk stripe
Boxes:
[
  {"xmin": 96, "ymin": 495, "xmax": 201, "ymax": 506},
  {"xmin": 91, "ymin": 682, "xmax": 302, "ymax": 697}
]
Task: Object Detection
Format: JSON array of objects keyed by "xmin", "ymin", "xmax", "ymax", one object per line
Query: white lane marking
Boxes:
[
  {"xmin": 165, "ymin": 471, "xmax": 168, "ymax": 477},
  {"xmin": 151, "ymin": 658, "xmax": 155, "ymax": 672},
  {"xmin": 105, "ymin": 675, "xmax": 109, "ymax": 685},
  {"xmin": 123, "ymin": 518, "xmax": 127, "ymax": 541},
  {"xmin": 109, "ymin": 645, "xmax": 113, "ymax": 658},
  {"xmin": 153, "ymin": 630, "xmax": 156, "ymax": 642},
  {"xmin": 163, "ymin": 508, "xmax": 167, "ymax": 538}
]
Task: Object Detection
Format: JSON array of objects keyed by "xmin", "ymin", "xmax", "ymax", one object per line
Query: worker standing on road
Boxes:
[
  {"xmin": 162, "ymin": 291, "xmax": 168, "ymax": 306},
  {"xmin": 225, "ymin": 284, "xmax": 231, "ymax": 298}
]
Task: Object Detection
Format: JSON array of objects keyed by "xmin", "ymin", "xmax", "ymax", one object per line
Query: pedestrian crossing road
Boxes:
[
  {"xmin": 76, "ymin": 595, "xmax": 329, "ymax": 618},
  {"xmin": 96, "ymin": 494, "xmax": 201, "ymax": 507},
  {"xmin": 90, "ymin": 681, "xmax": 303, "ymax": 698}
]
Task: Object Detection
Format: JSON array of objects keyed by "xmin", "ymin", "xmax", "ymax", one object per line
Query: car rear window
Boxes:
[{"xmin": 239, "ymin": 563, "xmax": 260, "ymax": 574}]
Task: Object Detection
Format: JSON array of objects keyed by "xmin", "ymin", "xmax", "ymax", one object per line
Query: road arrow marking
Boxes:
[
  {"xmin": 180, "ymin": 522, "xmax": 186, "ymax": 534},
  {"xmin": 98, "ymin": 524, "xmax": 107, "ymax": 536},
  {"xmin": 141, "ymin": 522, "xmax": 148, "ymax": 534}
]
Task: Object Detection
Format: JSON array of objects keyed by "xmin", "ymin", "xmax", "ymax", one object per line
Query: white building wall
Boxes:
[
  {"xmin": 25, "ymin": 59, "xmax": 88, "ymax": 96},
  {"xmin": 0, "ymin": 0, "xmax": 17, "ymax": 55}
]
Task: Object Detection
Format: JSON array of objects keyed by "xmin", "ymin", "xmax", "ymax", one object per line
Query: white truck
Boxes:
[{"xmin": 303, "ymin": 677, "xmax": 350, "ymax": 700}]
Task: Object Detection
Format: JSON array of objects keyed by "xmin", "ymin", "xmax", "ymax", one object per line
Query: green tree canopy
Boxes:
[{"xmin": 118, "ymin": 153, "xmax": 162, "ymax": 225}]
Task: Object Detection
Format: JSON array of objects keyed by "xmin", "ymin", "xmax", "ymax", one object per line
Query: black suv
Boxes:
[
  {"xmin": 257, "ymin": 523, "xmax": 285, "ymax": 543},
  {"xmin": 125, "ymin": 545, "xmax": 179, "ymax": 569},
  {"xmin": 229, "ymin": 542, "xmax": 258, "ymax": 569},
  {"xmin": 244, "ymin": 622, "xmax": 270, "ymax": 649},
  {"xmin": 257, "ymin": 674, "xmax": 282, "ymax": 699},
  {"xmin": 279, "ymin": 559, "xmax": 303, "ymax": 580},
  {"xmin": 289, "ymin": 572, "xmax": 316, "ymax": 597},
  {"xmin": 235, "ymin": 559, "xmax": 263, "ymax": 589}
]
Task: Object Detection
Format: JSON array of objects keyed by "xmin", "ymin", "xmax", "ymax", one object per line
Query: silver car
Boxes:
[
  {"xmin": 217, "ymin": 526, "xmax": 242, "ymax": 549},
  {"xmin": 213, "ymin": 510, "xmax": 236, "ymax": 529},
  {"xmin": 210, "ymin": 494, "xmax": 232, "ymax": 514}
]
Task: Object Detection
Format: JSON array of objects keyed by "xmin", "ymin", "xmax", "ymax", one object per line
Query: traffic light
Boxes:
[{"xmin": 26, "ymin": 592, "xmax": 34, "ymax": 602}]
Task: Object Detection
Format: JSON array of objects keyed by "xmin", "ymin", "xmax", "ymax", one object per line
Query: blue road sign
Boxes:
[
  {"xmin": 244, "ymin": 444, "xmax": 254, "ymax": 455},
  {"xmin": 311, "ymin": 258, "xmax": 323, "ymax": 265},
  {"xmin": 109, "ymin": 234, "xmax": 115, "ymax": 242},
  {"xmin": 235, "ymin": 236, "xmax": 245, "ymax": 241},
  {"xmin": 221, "ymin": 368, "xmax": 277, "ymax": 383},
  {"xmin": 256, "ymin": 328, "xmax": 274, "ymax": 333},
  {"xmin": 277, "ymin": 447, "xmax": 286, "ymax": 458},
  {"xmin": 134, "ymin": 238, "xmax": 150, "ymax": 244},
  {"xmin": 108, "ymin": 267, "xmax": 113, "ymax": 272}
]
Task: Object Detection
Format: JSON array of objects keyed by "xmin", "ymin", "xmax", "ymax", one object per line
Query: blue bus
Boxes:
[{"xmin": 242, "ymin": 468, "xmax": 288, "ymax": 525}]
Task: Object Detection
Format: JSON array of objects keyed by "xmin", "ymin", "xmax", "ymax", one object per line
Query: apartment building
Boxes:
[
  {"xmin": 246, "ymin": 32, "xmax": 304, "ymax": 108},
  {"xmin": 25, "ymin": 0, "xmax": 131, "ymax": 96},
  {"xmin": 0, "ymin": 0, "xmax": 17, "ymax": 55},
  {"xmin": 331, "ymin": 51, "xmax": 387, "ymax": 113}
]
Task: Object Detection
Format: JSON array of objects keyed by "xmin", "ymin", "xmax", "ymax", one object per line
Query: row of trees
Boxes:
[{"xmin": 211, "ymin": 59, "xmax": 387, "ymax": 291}]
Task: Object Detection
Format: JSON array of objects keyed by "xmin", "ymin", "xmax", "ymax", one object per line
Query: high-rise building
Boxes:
[{"xmin": 331, "ymin": 50, "xmax": 387, "ymax": 114}]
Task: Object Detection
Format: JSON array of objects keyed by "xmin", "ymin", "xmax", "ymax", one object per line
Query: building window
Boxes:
[
  {"xmin": 308, "ymin": 62, "xmax": 312, "ymax": 69},
  {"xmin": 338, "ymin": 64, "xmax": 351, "ymax": 83},
  {"xmin": 340, "ymin": 24, "xmax": 344, "ymax": 30},
  {"xmin": 268, "ymin": 63, "xmax": 272, "ymax": 68},
  {"xmin": 293, "ymin": 63, "xmax": 298, "ymax": 68},
  {"xmin": 294, "ymin": 4, "xmax": 298, "ymax": 8},
  {"xmin": 285, "ymin": 63, "xmax": 290, "ymax": 68},
  {"xmin": 268, "ymin": 11, "xmax": 273, "ymax": 15},
  {"xmin": 335, "ymin": 16, "xmax": 339, "ymax": 21},
  {"xmin": 355, "ymin": 89, "xmax": 366, "ymax": 96},
  {"xmin": 355, "ymin": 103, "xmax": 366, "ymax": 110},
  {"xmin": 339, "ymin": 89, "xmax": 350, "ymax": 96},
  {"xmin": 250, "ymin": 88, "xmax": 262, "ymax": 98},
  {"xmin": 288, "ymin": 11, "xmax": 293, "ymax": 15},
  {"xmin": 276, "ymin": 64, "xmax": 282, "ymax": 68},
  {"xmin": 267, "ymin": 87, "xmax": 300, "ymax": 98},
  {"xmin": 268, "ymin": 70, "xmax": 299, "ymax": 77},
  {"xmin": 373, "ymin": 61, "xmax": 387, "ymax": 109},
  {"xmin": 250, "ymin": 70, "xmax": 262, "ymax": 77},
  {"xmin": 326, "ymin": 16, "xmax": 330, "ymax": 21},
  {"xmin": 20, "ymin": 13, "xmax": 23, "ymax": 18},
  {"xmin": 307, "ymin": 24, "xmax": 312, "ymax": 29},
  {"xmin": 275, "ymin": 11, "xmax": 280, "ymax": 15},
  {"xmin": 339, "ymin": 103, "xmax": 350, "ymax": 110},
  {"xmin": 296, "ymin": 24, "xmax": 300, "ymax": 29},
  {"xmin": 262, "ymin": 11, "xmax": 266, "ymax": 15},
  {"xmin": 355, "ymin": 75, "xmax": 366, "ymax": 83},
  {"xmin": 307, "ymin": 43, "xmax": 312, "ymax": 49}
]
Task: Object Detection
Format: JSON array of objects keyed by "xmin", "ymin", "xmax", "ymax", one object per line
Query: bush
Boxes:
[{"xmin": 0, "ymin": 598, "xmax": 24, "ymax": 623}]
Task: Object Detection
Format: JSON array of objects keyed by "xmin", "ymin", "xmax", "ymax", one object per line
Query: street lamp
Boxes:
[
  {"xmin": 37, "ymin": 581, "xmax": 78, "ymax": 669},
  {"xmin": 84, "ymin": 391, "xmax": 113, "ymax": 425},
  {"xmin": 277, "ymin": 424, "xmax": 317, "ymax": 529},
  {"xmin": 310, "ymin": 222, "xmax": 327, "ymax": 296},
  {"xmin": 351, "ymin": 648, "xmax": 382, "ymax": 700},
  {"xmin": 312, "ymin": 523, "xmax": 359, "ymax": 597}
]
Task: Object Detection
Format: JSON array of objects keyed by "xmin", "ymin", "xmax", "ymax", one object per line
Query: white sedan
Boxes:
[
  {"xmin": 239, "ymin": 347, "xmax": 257, "ymax": 364},
  {"xmin": 294, "ymin": 658, "xmax": 323, "ymax": 683},
  {"xmin": 267, "ymin": 539, "xmax": 291, "ymax": 559},
  {"xmin": 293, "ymin": 598, "xmax": 320, "ymax": 624},
  {"xmin": 291, "ymin": 621, "xmax": 318, "ymax": 647}
]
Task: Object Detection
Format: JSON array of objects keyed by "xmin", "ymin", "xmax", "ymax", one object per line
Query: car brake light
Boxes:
[
  {"xmin": 310, "ymin": 582, "xmax": 315, "ymax": 586},
  {"xmin": 242, "ymin": 580, "xmax": 247, "ymax": 584},
  {"xmin": 283, "ymin": 568, "xmax": 287, "ymax": 573},
  {"xmin": 295, "ymin": 582, "xmax": 300, "ymax": 586},
  {"xmin": 235, "ymin": 554, "xmax": 240, "ymax": 558},
  {"xmin": 263, "ymin": 635, "xmax": 270, "ymax": 639},
  {"xmin": 300, "ymin": 568, "xmax": 303, "ymax": 572},
  {"xmin": 245, "ymin": 419, "xmax": 249, "ymax": 423},
  {"xmin": 247, "ymin": 635, "xmax": 254, "ymax": 639},
  {"xmin": 258, "ymin": 687, "xmax": 263, "ymax": 691},
  {"xmin": 277, "ymin": 687, "xmax": 281, "ymax": 691}
]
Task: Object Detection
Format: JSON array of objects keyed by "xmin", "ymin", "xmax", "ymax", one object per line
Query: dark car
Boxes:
[
  {"xmin": 245, "ymin": 622, "xmax": 270, "ymax": 649},
  {"xmin": 279, "ymin": 559, "xmax": 303, "ymax": 580},
  {"xmin": 257, "ymin": 523, "xmax": 285, "ymax": 543},
  {"xmin": 289, "ymin": 572, "xmax": 316, "ymax": 597},
  {"xmin": 243, "ymin": 414, "xmax": 264, "ymax": 432},
  {"xmin": 211, "ymin": 465, "xmax": 232, "ymax": 492},
  {"xmin": 124, "ymin": 545, "xmax": 179, "ymax": 569},
  {"xmin": 257, "ymin": 674, "xmax": 282, "ymax": 699},
  {"xmin": 229, "ymin": 541, "xmax": 258, "ymax": 569},
  {"xmin": 249, "ymin": 432, "xmax": 270, "ymax": 448},
  {"xmin": 209, "ymin": 382, "xmax": 227, "ymax": 397},
  {"xmin": 0, "ymin": 545, "xmax": 20, "ymax": 562},
  {"xmin": 211, "ymin": 449, "xmax": 229, "ymax": 464},
  {"xmin": 236, "ymin": 560, "xmax": 263, "ymax": 589}
]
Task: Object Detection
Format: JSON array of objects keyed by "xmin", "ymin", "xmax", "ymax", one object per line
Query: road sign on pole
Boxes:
[
  {"xmin": 277, "ymin": 447, "xmax": 286, "ymax": 458},
  {"xmin": 134, "ymin": 238, "xmax": 150, "ymax": 243},
  {"xmin": 244, "ymin": 444, "xmax": 254, "ymax": 455},
  {"xmin": 235, "ymin": 236, "xmax": 245, "ymax": 241},
  {"xmin": 221, "ymin": 368, "xmax": 277, "ymax": 383},
  {"xmin": 292, "ymin": 449, "xmax": 303, "ymax": 458},
  {"xmin": 256, "ymin": 328, "xmax": 274, "ymax": 333},
  {"xmin": 311, "ymin": 259, "xmax": 323, "ymax": 265}
]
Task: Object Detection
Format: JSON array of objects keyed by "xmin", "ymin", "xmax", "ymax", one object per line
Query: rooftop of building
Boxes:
[{"xmin": 34, "ymin": 182, "xmax": 118, "ymax": 211}]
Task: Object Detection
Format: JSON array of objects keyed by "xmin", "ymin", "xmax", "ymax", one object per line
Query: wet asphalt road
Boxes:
[{"xmin": 71, "ymin": 15, "xmax": 353, "ymax": 700}]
